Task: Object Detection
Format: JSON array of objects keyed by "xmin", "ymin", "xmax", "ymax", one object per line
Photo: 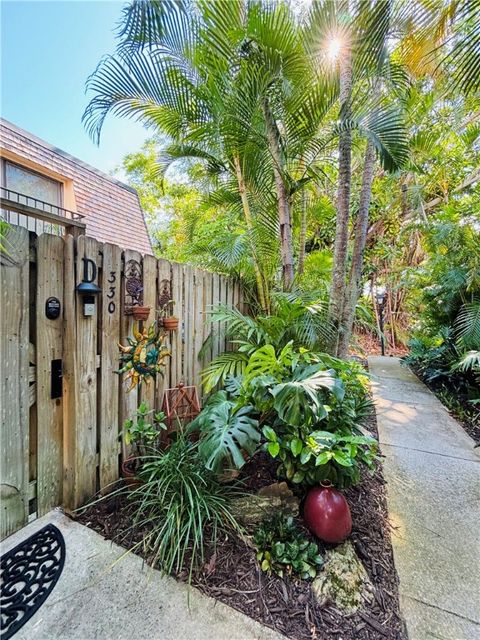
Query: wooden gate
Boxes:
[{"xmin": 0, "ymin": 225, "xmax": 243, "ymax": 540}]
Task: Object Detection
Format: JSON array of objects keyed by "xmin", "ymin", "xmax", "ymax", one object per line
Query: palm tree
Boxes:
[{"xmin": 84, "ymin": 0, "xmax": 414, "ymax": 340}]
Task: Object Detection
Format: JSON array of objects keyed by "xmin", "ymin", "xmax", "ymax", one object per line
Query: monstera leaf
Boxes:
[
  {"xmin": 271, "ymin": 366, "xmax": 344, "ymax": 427},
  {"xmin": 195, "ymin": 392, "xmax": 260, "ymax": 472}
]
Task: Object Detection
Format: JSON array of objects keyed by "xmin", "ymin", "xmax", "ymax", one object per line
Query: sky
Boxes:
[{"xmin": 1, "ymin": 0, "xmax": 149, "ymax": 178}]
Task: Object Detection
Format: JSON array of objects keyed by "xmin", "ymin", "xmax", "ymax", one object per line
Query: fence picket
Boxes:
[
  {"xmin": 170, "ymin": 262, "xmax": 183, "ymax": 387},
  {"xmin": 140, "ymin": 254, "xmax": 158, "ymax": 410},
  {"xmin": 36, "ymin": 233, "xmax": 64, "ymax": 515},
  {"xmin": 72, "ymin": 235, "xmax": 100, "ymax": 506},
  {"xmin": 157, "ymin": 258, "xmax": 172, "ymax": 407},
  {"xmin": 0, "ymin": 226, "xmax": 30, "ymax": 538},
  {"xmin": 119, "ymin": 249, "xmax": 142, "ymax": 458},
  {"xmin": 98, "ymin": 242, "xmax": 122, "ymax": 491}
]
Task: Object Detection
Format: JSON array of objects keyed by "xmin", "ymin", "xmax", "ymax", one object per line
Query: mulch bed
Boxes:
[{"xmin": 77, "ymin": 407, "xmax": 405, "ymax": 640}]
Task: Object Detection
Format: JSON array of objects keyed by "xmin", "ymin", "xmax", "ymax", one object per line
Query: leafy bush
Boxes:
[
  {"xmin": 253, "ymin": 514, "xmax": 323, "ymax": 580},
  {"xmin": 127, "ymin": 432, "xmax": 244, "ymax": 579},
  {"xmin": 263, "ymin": 427, "xmax": 378, "ymax": 488},
  {"xmin": 193, "ymin": 340, "xmax": 378, "ymax": 487}
]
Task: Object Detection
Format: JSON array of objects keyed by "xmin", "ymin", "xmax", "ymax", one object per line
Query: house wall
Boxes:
[{"xmin": 0, "ymin": 119, "xmax": 152, "ymax": 254}]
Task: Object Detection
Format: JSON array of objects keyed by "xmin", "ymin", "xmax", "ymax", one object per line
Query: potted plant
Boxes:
[
  {"xmin": 160, "ymin": 299, "xmax": 179, "ymax": 331},
  {"xmin": 132, "ymin": 304, "xmax": 151, "ymax": 321},
  {"xmin": 121, "ymin": 402, "xmax": 167, "ymax": 487}
]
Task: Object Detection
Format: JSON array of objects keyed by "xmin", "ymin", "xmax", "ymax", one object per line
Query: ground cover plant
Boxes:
[{"xmin": 253, "ymin": 514, "xmax": 324, "ymax": 580}]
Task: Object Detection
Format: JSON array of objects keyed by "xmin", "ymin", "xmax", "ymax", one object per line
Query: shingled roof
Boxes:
[{"xmin": 0, "ymin": 118, "xmax": 152, "ymax": 254}]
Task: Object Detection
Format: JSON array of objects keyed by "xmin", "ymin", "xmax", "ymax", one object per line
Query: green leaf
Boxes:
[
  {"xmin": 292, "ymin": 470, "xmax": 305, "ymax": 483},
  {"xmin": 290, "ymin": 438, "xmax": 303, "ymax": 456},
  {"xmin": 263, "ymin": 426, "xmax": 277, "ymax": 442},
  {"xmin": 300, "ymin": 448, "xmax": 312, "ymax": 464},
  {"xmin": 333, "ymin": 451, "xmax": 353, "ymax": 467},
  {"xmin": 271, "ymin": 367, "xmax": 341, "ymax": 426},
  {"xmin": 315, "ymin": 451, "xmax": 331, "ymax": 466},
  {"xmin": 196, "ymin": 392, "xmax": 260, "ymax": 472},
  {"xmin": 267, "ymin": 441, "xmax": 280, "ymax": 458}
]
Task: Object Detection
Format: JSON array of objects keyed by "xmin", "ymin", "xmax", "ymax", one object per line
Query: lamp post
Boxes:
[{"xmin": 375, "ymin": 288, "xmax": 386, "ymax": 356}]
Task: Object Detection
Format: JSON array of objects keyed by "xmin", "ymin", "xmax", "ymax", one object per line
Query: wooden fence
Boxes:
[{"xmin": 0, "ymin": 225, "xmax": 243, "ymax": 539}]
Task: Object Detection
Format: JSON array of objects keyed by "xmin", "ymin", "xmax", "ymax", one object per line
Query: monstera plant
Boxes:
[{"xmin": 189, "ymin": 391, "xmax": 260, "ymax": 472}]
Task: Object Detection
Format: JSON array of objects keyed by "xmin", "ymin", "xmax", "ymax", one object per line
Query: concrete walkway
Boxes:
[
  {"xmin": 1, "ymin": 510, "xmax": 284, "ymax": 640},
  {"xmin": 368, "ymin": 357, "xmax": 480, "ymax": 640}
]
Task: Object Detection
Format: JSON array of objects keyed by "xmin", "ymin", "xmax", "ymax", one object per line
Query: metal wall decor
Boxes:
[
  {"xmin": 117, "ymin": 322, "xmax": 170, "ymax": 391},
  {"xmin": 1, "ymin": 524, "xmax": 66, "ymax": 640},
  {"xmin": 158, "ymin": 278, "xmax": 171, "ymax": 311},
  {"xmin": 162, "ymin": 382, "xmax": 201, "ymax": 430},
  {"xmin": 124, "ymin": 258, "xmax": 144, "ymax": 314}
]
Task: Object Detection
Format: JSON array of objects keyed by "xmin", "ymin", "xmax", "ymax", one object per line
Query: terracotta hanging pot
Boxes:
[
  {"xmin": 303, "ymin": 483, "xmax": 352, "ymax": 543},
  {"xmin": 121, "ymin": 456, "xmax": 142, "ymax": 489},
  {"xmin": 132, "ymin": 306, "xmax": 151, "ymax": 321},
  {"xmin": 162, "ymin": 316, "xmax": 179, "ymax": 331}
]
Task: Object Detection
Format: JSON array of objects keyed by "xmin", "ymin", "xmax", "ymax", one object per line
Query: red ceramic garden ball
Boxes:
[{"xmin": 303, "ymin": 485, "xmax": 352, "ymax": 543}]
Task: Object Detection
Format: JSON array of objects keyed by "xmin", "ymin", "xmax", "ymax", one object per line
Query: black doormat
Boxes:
[{"xmin": 1, "ymin": 524, "xmax": 66, "ymax": 639}]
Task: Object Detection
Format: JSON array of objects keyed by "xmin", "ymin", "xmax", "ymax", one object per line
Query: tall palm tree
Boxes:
[{"xmin": 84, "ymin": 0, "xmax": 412, "ymax": 327}]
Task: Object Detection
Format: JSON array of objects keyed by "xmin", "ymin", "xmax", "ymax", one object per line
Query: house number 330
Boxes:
[{"xmin": 107, "ymin": 271, "xmax": 117, "ymax": 314}]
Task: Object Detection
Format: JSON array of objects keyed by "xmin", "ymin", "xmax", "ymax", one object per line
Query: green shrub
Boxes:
[
  {"xmin": 193, "ymin": 342, "xmax": 378, "ymax": 487},
  {"xmin": 253, "ymin": 514, "xmax": 323, "ymax": 580},
  {"xmin": 263, "ymin": 426, "xmax": 378, "ymax": 488}
]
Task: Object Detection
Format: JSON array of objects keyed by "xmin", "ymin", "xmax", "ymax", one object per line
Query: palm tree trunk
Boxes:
[
  {"xmin": 337, "ymin": 139, "xmax": 376, "ymax": 357},
  {"xmin": 298, "ymin": 183, "xmax": 307, "ymax": 275},
  {"xmin": 262, "ymin": 99, "xmax": 295, "ymax": 290},
  {"xmin": 233, "ymin": 155, "xmax": 269, "ymax": 313},
  {"xmin": 329, "ymin": 47, "xmax": 353, "ymax": 353}
]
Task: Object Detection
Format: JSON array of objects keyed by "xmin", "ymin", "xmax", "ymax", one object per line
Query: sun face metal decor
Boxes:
[{"xmin": 117, "ymin": 322, "xmax": 170, "ymax": 391}]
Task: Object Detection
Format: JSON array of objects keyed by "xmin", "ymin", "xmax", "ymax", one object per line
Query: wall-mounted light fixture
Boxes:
[{"xmin": 76, "ymin": 257, "xmax": 101, "ymax": 316}]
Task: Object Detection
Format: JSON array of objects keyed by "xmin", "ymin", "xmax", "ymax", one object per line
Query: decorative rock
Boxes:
[
  {"xmin": 312, "ymin": 541, "xmax": 374, "ymax": 615},
  {"xmin": 230, "ymin": 483, "xmax": 299, "ymax": 527}
]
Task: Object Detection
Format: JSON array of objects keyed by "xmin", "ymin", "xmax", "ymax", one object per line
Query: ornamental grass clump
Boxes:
[{"xmin": 127, "ymin": 431, "xmax": 244, "ymax": 579}]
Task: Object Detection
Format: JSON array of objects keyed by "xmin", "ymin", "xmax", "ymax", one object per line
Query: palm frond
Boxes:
[
  {"xmin": 201, "ymin": 352, "xmax": 249, "ymax": 393},
  {"xmin": 455, "ymin": 299, "xmax": 480, "ymax": 349}
]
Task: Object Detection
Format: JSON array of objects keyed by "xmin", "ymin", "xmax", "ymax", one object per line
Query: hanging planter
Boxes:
[
  {"xmin": 159, "ymin": 296, "xmax": 178, "ymax": 331},
  {"xmin": 162, "ymin": 315, "xmax": 179, "ymax": 331},
  {"xmin": 132, "ymin": 305, "xmax": 151, "ymax": 321},
  {"xmin": 303, "ymin": 482, "xmax": 352, "ymax": 543}
]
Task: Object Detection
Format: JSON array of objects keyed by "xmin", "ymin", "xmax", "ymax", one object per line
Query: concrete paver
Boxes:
[
  {"xmin": 1, "ymin": 510, "xmax": 284, "ymax": 640},
  {"xmin": 369, "ymin": 356, "xmax": 480, "ymax": 640}
]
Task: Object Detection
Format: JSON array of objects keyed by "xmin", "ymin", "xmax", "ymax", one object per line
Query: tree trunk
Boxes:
[
  {"xmin": 298, "ymin": 183, "xmax": 307, "ymax": 275},
  {"xmin": 262, "ymin": 99, "xmax": 295, "ymax": 290},
  {"xmin": 329, "ymin": 47, "xmax": 353, "ymax": 353},
  {"xmin": 337, "ymin": 139, "xmax": 376, "ymax": 357},
  {"xmin": 233, "ymin": 155, "xmax": 269, "ymax": 313}
]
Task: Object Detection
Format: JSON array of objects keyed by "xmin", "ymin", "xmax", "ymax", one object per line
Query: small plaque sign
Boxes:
[{"xmin": 45, "ymin": 297, "xmax": 61, "ymax": 320}]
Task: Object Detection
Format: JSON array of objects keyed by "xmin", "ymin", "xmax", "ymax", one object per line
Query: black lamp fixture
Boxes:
[{"xmin": 76, "ymin": 257, "xmax": 101, "ymax": 316}]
